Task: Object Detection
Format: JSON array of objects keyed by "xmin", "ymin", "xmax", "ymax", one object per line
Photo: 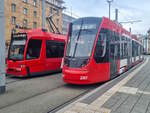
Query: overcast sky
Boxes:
[{"xmin": 64, "ymin": 0, "xmax": 150, "ymax": 35}]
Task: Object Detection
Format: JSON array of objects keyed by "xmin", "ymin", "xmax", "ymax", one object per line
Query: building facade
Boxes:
[
  {"xmin": 147, "ymin": 29, "xmax": 150, "ymax": 54},
  {"xmin": 4, "ymin": 0, "xmax": 64, "ymax": 44},
  {"xmin": 144, "ymin": 36, "xmax": 149, "ymax": 53},
  {"xmin": 137, "ymin": 34, "xmax": 149, "ymax": 54},
  {"xmin": 62, "ymin": 13, "xmax": 76, "ymax": 35}
]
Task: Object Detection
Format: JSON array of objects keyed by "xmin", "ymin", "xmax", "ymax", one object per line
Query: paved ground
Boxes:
[
  {"xmin": 1, "ymin": 57, "xmax": 149, "ymax": 113},
  {"xmin": 0, "ymin": 73, "xmax": 100, "ymax": 113},
  {"xmin": 57, "ymin": 57, "xmax": 150, "ymax": 113}
]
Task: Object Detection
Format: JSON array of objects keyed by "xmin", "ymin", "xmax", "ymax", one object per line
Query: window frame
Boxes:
[
  {"xmin": 94, "ymin": 29, "xmax": 107, "ymax": 58},
  {"xmin": 26, "ymin": 39, "xmax": 42, "ymax": 60},
  {"xmin": 94, "ymin": 28, "xmax": 109, "ymax": 63},
  {"xmin": 46, "ymin": 40, "xmax": 65, "ymax": 58},
  {"xmin": 33, "ymin": 0, "xmax": 37, "ymax": 7},
  {"xmin": 23, "ymin": 8, "xmax": 28, "ymax": 15},
  {"xmin": 12, "ymin": 16, "xmax": 16, "ymax": 25},
  {"xmin": 11, "ymin": 3, "xmax": 16, "ymax": 13},
  {"xmin": 33, "ymin": 11, "xmax": 37, "ymax": 18},
  {"xmin": 33, "ymin": 22, "xmax": 37, "ymax": 29},
  {"xmin": 23, "ymin": 0, "xmax": 28, "ymax": 3},
  {"xmin": 23, "ymin": 19, "xmax": 28, "ymax": 28}
]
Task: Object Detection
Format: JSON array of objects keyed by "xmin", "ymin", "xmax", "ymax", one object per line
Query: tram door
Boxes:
[{"xmin": 110, "ymin": 43, "xmax": 118, "ymax": 79}]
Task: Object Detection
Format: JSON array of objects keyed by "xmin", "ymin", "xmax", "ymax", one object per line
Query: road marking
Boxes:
[
  {"xmin": 118, "ymin": 86, "xmax": 138, "ymax": 95},
  {"xmin": 117, "ymin": 86, "xmax": 150, "ymax": 95},
  {"xmin": 138, "ymin": 90, "xmax": 150, "ymax": 95}
]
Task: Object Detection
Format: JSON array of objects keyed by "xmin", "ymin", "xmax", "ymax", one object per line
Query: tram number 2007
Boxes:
[{"xmin": 80, "ymin": 76, "xmax": 88, "ymax": 80}]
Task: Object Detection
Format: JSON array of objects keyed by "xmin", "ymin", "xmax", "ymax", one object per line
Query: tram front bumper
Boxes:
[{"xmin": 62, "ymin": 69, "xmax": 93, "ymax": 84}]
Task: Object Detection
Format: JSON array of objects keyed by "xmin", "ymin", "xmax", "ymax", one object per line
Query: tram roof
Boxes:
[{"xmin": 17, "ymin": 28, "xmax": 66, "ymax": 42}]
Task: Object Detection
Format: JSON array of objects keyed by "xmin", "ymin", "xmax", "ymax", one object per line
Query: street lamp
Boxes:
[{"xmin": 107, "ymin": 0, "xmax": 113, "ymax": 20}]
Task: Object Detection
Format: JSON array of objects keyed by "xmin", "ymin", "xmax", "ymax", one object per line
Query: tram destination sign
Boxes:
[
  {"xmin": 73, "ymin": 24, "xmax": 97, "ymax": 30},
  {"xmin": 12, "ymin": 33, "xmax": 27, "ymax": 38}
]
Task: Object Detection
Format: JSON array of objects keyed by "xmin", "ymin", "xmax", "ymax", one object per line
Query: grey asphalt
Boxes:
[{"xmin": 0, "ymin": 73, "xmax": 99, "ymax": 113}]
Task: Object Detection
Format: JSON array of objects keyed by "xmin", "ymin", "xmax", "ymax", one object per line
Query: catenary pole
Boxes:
[
  {"xmin": 42, "ymin": 0, "xmax": 46, "ymax": 28},
  {"xmin": 115, "ymin": 9, "xmax": 118, "ymax": 22},
  {"xmin": 0, "ymin": 0, "xmax": 6, "ymax": 94}
]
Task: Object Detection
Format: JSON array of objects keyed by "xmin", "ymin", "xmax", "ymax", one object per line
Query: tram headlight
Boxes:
[
  {"xmin": 20, "ymin": 64, "xmax": 26, "ymax": 68},
  {"xmin": 16, "ymin": 68, "xmax": 22, "ymax": 71}
]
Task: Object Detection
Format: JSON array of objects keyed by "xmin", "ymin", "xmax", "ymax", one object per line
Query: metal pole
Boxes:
[
  {"xmin": 115, "ymin": 9, "xmax": 118, "ymax": 22},
  {"xmin": 109, "ymin": 2, "xmax": 111, "ymax": 19},
  {"xmin": 71, "ymin": 6, "xmax": 72, "ymax": 21},
  {"xmin": 0, "ymin": 0, "xmax": 6, "ymax": 94},
  {"xmin": 146, "ymin": 36, "xmax": 149, "ymax": 53},
  {"xmin": 129, "ymin": 27, "xmax": 131, "ymax": 33},
  {"xmin": 42, "ymin": 0, "xmax": 46, "ymax": 28},
  {"xmin": 107, "ymin": 0, "xmax": 113, "ymax": 20}
]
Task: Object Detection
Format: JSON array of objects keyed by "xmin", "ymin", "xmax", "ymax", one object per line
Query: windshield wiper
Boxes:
[
  {"xmin": 68, "ymin": 31, "xmax": 80, "ymax": 57},
  {"xmin": 73, "ymin": 19, "xmax": 84, "ymax": 58},
  {"xmin": 65, "ymin": 55, "xmax": 73, "ymax": 58}
]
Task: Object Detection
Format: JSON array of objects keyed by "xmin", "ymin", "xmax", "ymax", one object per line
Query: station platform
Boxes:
[{"xmin": 57, "ymin": 57, "xmax": 150, "ymax": 113}]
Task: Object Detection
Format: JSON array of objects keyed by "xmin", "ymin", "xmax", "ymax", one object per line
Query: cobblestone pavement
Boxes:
[{"xmin": 57, "ymin": 57, "xmax": 150, "ymax": 113}]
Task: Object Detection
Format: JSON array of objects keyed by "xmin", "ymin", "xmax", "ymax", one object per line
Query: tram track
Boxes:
[
  {"xmin": 47, "ymin": 89, "xmax": 91, "ymax": 113},
  {"xmin": 0, "ymin": 73, "xmax": 101, "ymax": 113},
  {"xmin": 6, "ymin": 76, "xmax": 24, "ymax": 84},
  {"xmin": 6, "ymin": 72, "xmax": 62, "ymax": 84},
  {"xmin": 6, "ymin": 79, "xmax": 23, "ymax": 84},
  {"xmin": 0, "ymin": 82, "xmax": 100, "ymax": 112},
  {"xmin": 0, "ymin": 84, "xmax": 66, "ymax": 110}
]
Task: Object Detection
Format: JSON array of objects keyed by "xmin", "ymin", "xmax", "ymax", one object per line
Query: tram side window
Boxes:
[
  {"xmin": 124, "ymin": 42, "xmax": 128, "ymax": 58},
  {"xmin": 26, "ymin": 39, "xmax": 42, "ymax": 60},
  {"xmin": 133, "ymin": 41, "xmax": 139, "ymax": 56},
  {"xmin": 132, "ymin": 41, "xmax": 134, "ymax": 57},
  {"xmin": 135, "ymin": 42, "xmax": 138, "ymax": 56},
  {"xmin": 121, "ymin": 43, "xmax": 123, "ymax": 59},
  {"xmin": 115, "ymin": 33, "xmax": 120, "ymax": 59},
  {"xmin": 121, "ymin": 36, "xmax": 128, "ymax": 59},
  {"xmin": 46, "ymin": 40, "xmax": 65, "ymax": 58},
  {"xmin": 94, "ymin": 32, "xmax": 107, "ymax": 58},
  {"xmin": 94, "ymin": 29, "xmax": 108, "ymax": 63}
]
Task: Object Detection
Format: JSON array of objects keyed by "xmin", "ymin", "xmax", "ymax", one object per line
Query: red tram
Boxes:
[
  {"xmin": 7, "ymin": 29, "xmax": 66, "ymax": 77},
  {"xmin": 62, "ymin": 17, "xmax": 143, "ymax": 84}
]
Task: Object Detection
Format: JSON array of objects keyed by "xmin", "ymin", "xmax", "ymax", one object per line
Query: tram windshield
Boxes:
[
  {"xmin": 8, "ymin": 34, "xmax": 27, "ymax": 61},
  {"xmin": 66, "ymin": 18, "xmax": 102, "ymax": 58}
]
